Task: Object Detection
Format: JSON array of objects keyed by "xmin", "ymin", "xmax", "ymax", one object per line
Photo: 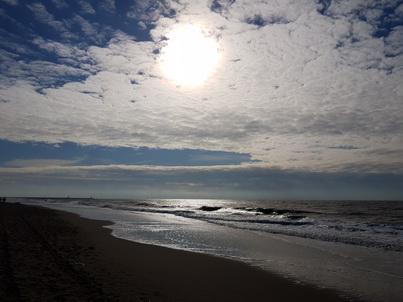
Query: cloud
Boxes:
[
  {"xmin": 0, "ymin": 0, "xmax": 402, "ymax": 177},
  {"xmin": 78, "ymin": 0, "xmax": 95, "ymax": 15},
  {"xmin": 71, "ymin": 14, "xmax": 110, "ymax": 44},
  {"xmin": 100, "ymin": 0, "xmax": 115, "ymax": 13},
  {"xmin": 31, "ymin": 37, "xmax": 95, "ymax": 71},
  {"xmin": 27, "ymin": 2, "xmax": 69, "ymax": 34},
  {"xmin": 4, "ymin": 158, "xmax": 83, "ymax": 168},
  {"xmin": 126, "ymin": 0, "xmax": 179, "ymax": 23},
  {"xmin": 51, "ymin": 0, "xmax": 68, "ymax": 9},
  {"xmin": 0, "ymin": 0, "xmax": 18, "ymax": 6},
  {"xmin": 137, "ymin": 21, "xmax": 147, "ymax": 30},
  {"xmin": 209, "ymin": 0, "xmax": 235, "ymax": 14},
  {"xmin": 1, "ymin": 53, "xmax": 91, "ymax": 89}
]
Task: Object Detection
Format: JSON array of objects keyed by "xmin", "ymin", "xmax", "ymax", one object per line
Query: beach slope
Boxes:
[{"xmin": 0, "ymin": 202, "xmax": 352, "ymax": 301}]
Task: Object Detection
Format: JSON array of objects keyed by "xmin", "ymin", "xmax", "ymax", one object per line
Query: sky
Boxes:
[{"xmin": 0, "ymin": 0, "xmax": 402, "ymax": 200}]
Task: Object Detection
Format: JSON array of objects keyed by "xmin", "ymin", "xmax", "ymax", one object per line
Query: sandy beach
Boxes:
[{"xmin": 0, "ymin": 202, "xmax": 354, "ymax": 301}]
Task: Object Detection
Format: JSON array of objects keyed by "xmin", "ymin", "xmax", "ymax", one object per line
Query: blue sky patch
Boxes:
[{"xmin": 0, "ymin": 140, "xmax": 255, "ymax": 167}]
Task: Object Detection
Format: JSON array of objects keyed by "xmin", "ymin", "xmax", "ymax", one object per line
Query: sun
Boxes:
[{"xmin": 159, "ymin": 26, "xmax": 220, "ymax": 87}]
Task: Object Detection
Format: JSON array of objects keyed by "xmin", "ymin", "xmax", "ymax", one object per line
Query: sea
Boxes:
[{"xmin": 11, "ymin": 198, "xmax": 403, "ymax": 302}]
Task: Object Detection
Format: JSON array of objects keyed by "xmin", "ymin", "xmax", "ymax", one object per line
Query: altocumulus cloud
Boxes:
[{"xmin": 0, "ymin": 0, "xmax": 403, "ymax": 199}]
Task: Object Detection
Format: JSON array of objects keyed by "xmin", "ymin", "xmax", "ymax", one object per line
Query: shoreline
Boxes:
[{"xmin": 1, "ymin": 202, "xmax": 355, "ymax": 301}]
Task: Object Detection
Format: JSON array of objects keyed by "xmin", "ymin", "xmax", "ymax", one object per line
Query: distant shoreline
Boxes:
[{"xmin": 5, "ymin": 196, "xmax": 403, "ymax": 201}]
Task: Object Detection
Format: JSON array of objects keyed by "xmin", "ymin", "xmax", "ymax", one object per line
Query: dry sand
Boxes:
[{"xmin": 0, "ymin": 202, "xmax": 355, "ymax": 301}]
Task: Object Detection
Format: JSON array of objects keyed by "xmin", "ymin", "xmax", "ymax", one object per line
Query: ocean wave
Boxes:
[
  {"xmin": 199, "ymin": 206, "xmax": 222, "ymax": 211},
  {"xmin": 21, "ymin": 198, "xmax": 403, "ymax": 252}
]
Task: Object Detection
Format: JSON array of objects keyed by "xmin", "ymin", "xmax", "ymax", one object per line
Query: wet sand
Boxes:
[{"xmin": 0, "ymin": 202, "xmax": 354, "ymax": 301}]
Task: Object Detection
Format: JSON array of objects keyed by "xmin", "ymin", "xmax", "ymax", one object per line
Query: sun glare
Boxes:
[{"xmin": 159, "ymin": 26, "xmax": 220, "ymax": 87}]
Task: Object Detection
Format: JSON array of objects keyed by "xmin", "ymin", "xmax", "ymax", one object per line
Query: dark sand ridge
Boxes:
[{"xmin": 0, "ymin": 202, "xmax": 355, "ymax": 301}]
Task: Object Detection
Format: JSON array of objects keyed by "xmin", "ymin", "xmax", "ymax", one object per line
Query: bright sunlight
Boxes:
[{"xmin": 159, "ymin": 26, "xmax": 220, "ymax": 87}]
